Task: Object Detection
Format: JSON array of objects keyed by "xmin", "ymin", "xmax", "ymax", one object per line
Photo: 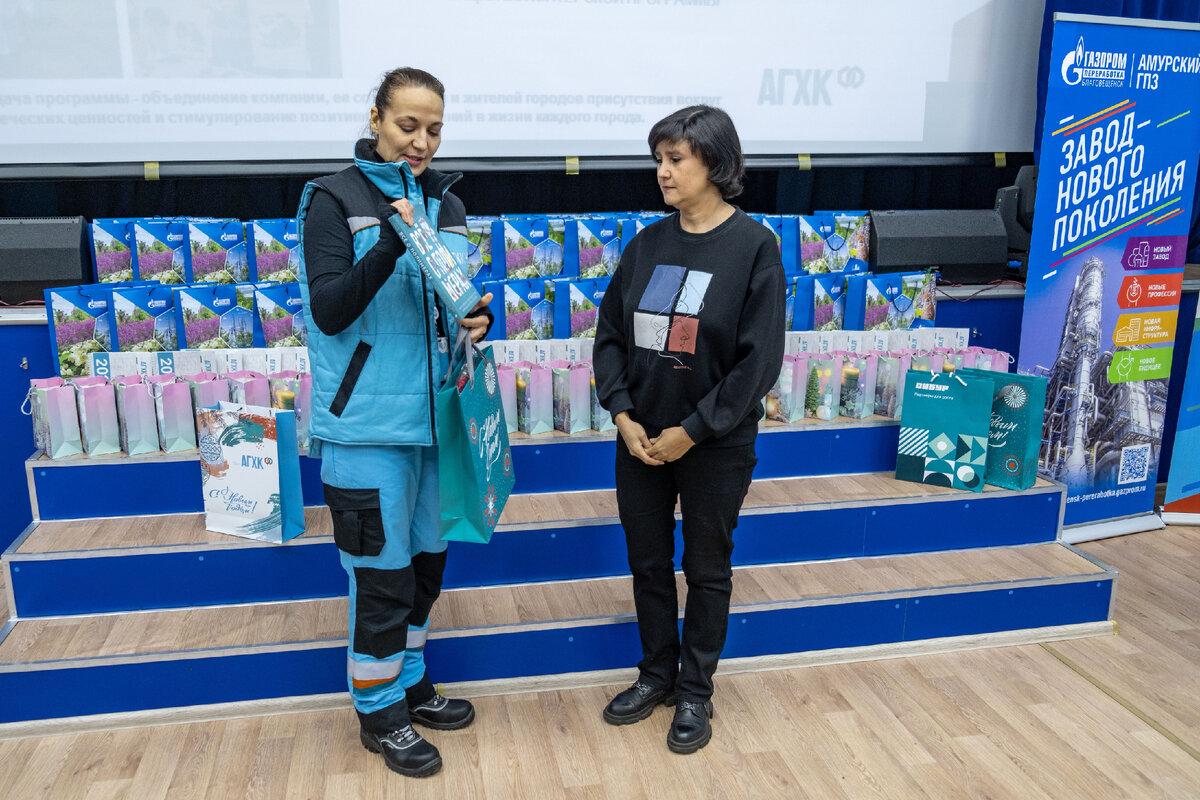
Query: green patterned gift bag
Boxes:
[
  {"xmin": 895, "ymin": 370, "xmax": 994, "ymax": 492},
  {"xmin": 956, "ymin": 369, "xmax": 1047, "ymax": 490}
]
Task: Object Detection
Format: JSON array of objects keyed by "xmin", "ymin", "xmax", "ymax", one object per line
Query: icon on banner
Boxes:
[
  {"xmin": 1062, "ymin": 37, "xmax": 1084, "ymax": 85},
  {"xmin": 1113, "ymin": 318, "xmax": 1142, "ymax": 345},
  {"xmin": 1125, "ymin": 278, "xmax": 1143, "ymax": 306},
  {"xmin": 1127, "ymin": 242, "xmax": 1150, "ymax": 270},
  {"xmin": 1115, "ymin": 353, "xmax": 1135, "ymax": 380}
]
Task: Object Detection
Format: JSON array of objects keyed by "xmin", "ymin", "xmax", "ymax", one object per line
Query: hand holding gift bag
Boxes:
[
  {"xmin": 197, "ymin": 401, "xmax": 305, "ymax": 543},
  {"xmin": 437, "ymin": 334, "xmax": 516, "ymax": 543},
  {"xmin": 895, "ymin": 370, "xmax": 994, "ymax": 492}
]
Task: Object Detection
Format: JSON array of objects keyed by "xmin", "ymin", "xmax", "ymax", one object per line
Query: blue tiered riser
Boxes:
[{"xmin": 1, "ymin": 419, "xmax": 1115, "ymax": 726}]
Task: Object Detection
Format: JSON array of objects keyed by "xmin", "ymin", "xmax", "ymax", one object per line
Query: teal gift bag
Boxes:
[
  {"xmin": 438, "ymin": 336, "xmax": 516, "ymax": 543},
  {"xmin": 895, "ymin": 370, "xmax": 994, "ymax": 492},
  {"xmin": 957, "ymin": 368, "xmax": 1047, "ymax": 490}
]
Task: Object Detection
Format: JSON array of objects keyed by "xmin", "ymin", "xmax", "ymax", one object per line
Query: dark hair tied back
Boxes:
[
  {"xmin": 647, "ymin": 105, "xmax": 745, "ymax": 200},
  {"xmin": 373, "ymin": 67, "xmax": 445, "ymax": 118}
]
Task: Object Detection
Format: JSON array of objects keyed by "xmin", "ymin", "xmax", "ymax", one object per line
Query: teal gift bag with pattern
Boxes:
[
  {"xmin": 437, "ymin": 336, "xmax": 516, "ymax": 543},
  {"xmin": 956, "ymin": 368, "xmax": 1047, "ymax": 490},
  {"xmin": 895, "ymin": 370, "xmax": 994, "ymax": 492}
]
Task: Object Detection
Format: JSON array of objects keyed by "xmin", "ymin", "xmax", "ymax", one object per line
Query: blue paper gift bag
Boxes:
[{"xmin": 437, "ymin": 339, "xmax": 516, "ymax": 543}]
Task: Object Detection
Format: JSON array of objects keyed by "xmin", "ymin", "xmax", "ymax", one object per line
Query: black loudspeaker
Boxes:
[
  {"xmin": 0, "ymin": 217, "xmax": 91, "ymax": 304},
  {"xmin": 868, "ymin": 209, "xmax": 1009, "ymax": 284}
]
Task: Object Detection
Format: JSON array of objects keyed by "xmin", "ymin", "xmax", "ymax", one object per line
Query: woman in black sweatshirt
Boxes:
[{"xmin": 594, "ymin": 105, "xmax": 785, "ymax": 754}]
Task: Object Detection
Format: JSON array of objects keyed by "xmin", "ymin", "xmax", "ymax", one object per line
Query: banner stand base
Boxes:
[
  {"xmin": 1161, "ymin": 512, "xmax": 1200, "ymax": 526},
  {"xmin": 1061, "ymin": 513, "xmax": 1164, "ymax": 545}
]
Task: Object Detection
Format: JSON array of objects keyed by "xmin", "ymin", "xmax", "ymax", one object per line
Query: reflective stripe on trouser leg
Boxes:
[
  {"xmin": 344, "ymin": 564, "xmax": 415, "ymax": 713},
  {"xmin": 400, "ymin": 621, "xmax": 430, "ymax": 690},
  {"xmin": 321, "ymin": 442, "xmax": 442, "ymax": 715}
]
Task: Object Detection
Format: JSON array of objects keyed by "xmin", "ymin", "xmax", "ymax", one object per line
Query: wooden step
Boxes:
[
  {"xmin": 5, "ymin": 474, "xmax": 1066, "ymax": 617},
  {"xmin": 0, "ymin": 543, "xmax": 1115, "ymax": 724}
]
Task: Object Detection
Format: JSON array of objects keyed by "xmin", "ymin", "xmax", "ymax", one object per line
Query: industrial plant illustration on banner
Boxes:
[{"xmin": 1018, "ymin": 14, "xmax": 1200, "ymax": 528}]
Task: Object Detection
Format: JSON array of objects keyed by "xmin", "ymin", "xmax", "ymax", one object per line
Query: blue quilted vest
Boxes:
[{"xmin": 297, "ymin": 149, "xmax": 469, "ymax": 450}]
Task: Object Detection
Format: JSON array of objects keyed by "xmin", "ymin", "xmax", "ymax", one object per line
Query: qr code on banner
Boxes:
[{"xmin": 1118, "ymin": 443, "xmax": 1151, "ymax": 485}]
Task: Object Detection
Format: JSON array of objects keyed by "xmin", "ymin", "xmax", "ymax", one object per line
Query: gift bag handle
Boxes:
[
  {"xmin": 20, "ymin": 387, "xmax": 33, "ymax": 416},
  {"xmin": 443, "ymin": 327, "xmax": 481, "ymax": 390}
]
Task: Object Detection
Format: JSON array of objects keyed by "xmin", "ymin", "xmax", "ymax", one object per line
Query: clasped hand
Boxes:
[{"xmin": 615, "ymin": 412, "xmax": 694, "ymax": 466}]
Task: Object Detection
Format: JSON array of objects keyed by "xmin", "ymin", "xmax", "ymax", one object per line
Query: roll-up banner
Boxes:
[
  {"xmin": 1163, "ymin": 297, "xmax": 1200, "ymax": 524},
  {"xmin": 1019, "ymin": 14, "xmax": 1200, "ymax": 536}
]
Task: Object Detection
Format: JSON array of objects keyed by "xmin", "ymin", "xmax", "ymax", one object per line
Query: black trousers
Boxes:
[{"xmin": 614, "ymin": 436, "xmax": 757, "ymax": 703}]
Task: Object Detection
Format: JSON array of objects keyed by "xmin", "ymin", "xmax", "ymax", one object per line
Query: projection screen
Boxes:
[{"xmin": 0, "ymin": 0, "xmax": 1043, "ymax": 169}]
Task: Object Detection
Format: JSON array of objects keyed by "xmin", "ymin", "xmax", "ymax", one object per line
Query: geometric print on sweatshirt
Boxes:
[
  {"xmin": 897, "ymin": 426, "xmax": 988, "ymax": 491},
  {"xmin": 632, "ymin": 264, "xmax": 712, "ymax": 355}
]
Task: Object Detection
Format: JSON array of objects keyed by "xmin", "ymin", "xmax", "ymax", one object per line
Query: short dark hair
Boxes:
[
  {"xmin": 373, "ymin": 67, "xmax": 445, "ymax": 115},
  {"xmin": 647, "ymin": 105, "xmax": 745, "ymax": 200}
]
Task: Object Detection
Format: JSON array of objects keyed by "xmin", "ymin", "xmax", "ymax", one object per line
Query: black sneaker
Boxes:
[
  {"xmin": 667, "ymin": 700, "xmax": 713, "ymax": 754},
  {"xmin": 360, "ymin": 724, "xmax": 442, "ymax": 778},
  {"xmin": 603, "ymin": 680, "xmax": 676, "ymax": 725},
  {"xmin": 409, "ymin": 690, "xmax": 476, "ymax": 730}
]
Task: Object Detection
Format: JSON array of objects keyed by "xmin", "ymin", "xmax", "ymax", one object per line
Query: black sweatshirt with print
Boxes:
[{"xmin": 594, "ymin": 209, "xmax": 786, "ymax": 448}]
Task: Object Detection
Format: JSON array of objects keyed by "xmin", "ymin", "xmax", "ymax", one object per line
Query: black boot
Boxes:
[
  {"xmin": 603, "ymin": 679, "xmax": 676, "ymax": 725},
  {"xmin": 357, "ymin": 705, "xmax": 442, "ymax": 778},
  {"xmin": 667, "ymin": 700, "xmax": 713, "ymax": 754},
  {"xmin": 407, "ymin": 674, "xmax": 476, "ymax": 730}
]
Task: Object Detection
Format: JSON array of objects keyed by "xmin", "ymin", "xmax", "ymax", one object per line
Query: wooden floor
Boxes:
[{"xmin": 1, "ymin": 527, "xmax": 1198, "ymax": 799}]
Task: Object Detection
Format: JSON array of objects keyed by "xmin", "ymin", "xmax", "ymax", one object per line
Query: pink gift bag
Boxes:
[
  {"xmin": 550, "ymin": 360, "xmax": 590, "ymax": 434},
  {"xmin": 766, "ymin": 354, "xmax": 810, "ymax": 423},
  {"xmin": 870, "ymin": 350, "xmax": 911, "ymax": 419},
  {"xmin": 179, "ymin": 373, "xmax": 233, "ymax": 413},
  {"xmin": 225, "ymin": 370, "xmax": 271, "ymax": 408},
  {"xmin": 833, "ymin": 351, "xmax": 878, "ymax": 419},
  {"xmin": 807, "ymin": 353, "xmax": 844, "ymax": 421},
  {"xmin": 146, "ymin": 375, "xmax": 197, "ymax": 452},
  {"xmin": 114, "ymin": 376, "xmax": 161, "ymax": 456},
  {"xmin": 513, "ymin": 361, "xmax": 552, "ymax": 435},
  {"xmin": 268, "ymin": 371, "xmax": 313, "ymax": 448},
  {"xmin": 498, "ymin": 363, "xmax": 518, "ymax": 435},
  {"xmin": 23, "ymin": 377, "xmax": 83, "ymax": 459},
  {"xmin": 68, "ymin": 377, "xmax": 120, "ymax": 456}
]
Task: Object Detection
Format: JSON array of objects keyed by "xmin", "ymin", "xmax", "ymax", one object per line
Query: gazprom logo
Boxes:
[
  {"xmin": 86, "ymin": 300, "xmax": 105, "ymax": 310},
  {"xmin": 167, "ymin": 233, "xmax": 183, "ymax": 242},
  {"xmin": 213, "ymin": 298, "xmax": 231, "ymax": 307},
  {"xmin": 1062, "ymin": 38, "xmax": 1085, "ymax": 85},
  {"xmin": 1062, "ymin": 37, "xmax": 1127, "ymax": 86},
  {"xmin": 148, "ymin": 299, "xmax": 167, "ymax": 308},
  {"xmin": 220, "ymin": 233, "xmax": 238, "ymax": 242}
]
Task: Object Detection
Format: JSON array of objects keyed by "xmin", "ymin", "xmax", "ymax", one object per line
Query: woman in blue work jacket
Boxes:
[{"xmin": 297, "ymin": 66, "xmax": 492, "ymax": 780}]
